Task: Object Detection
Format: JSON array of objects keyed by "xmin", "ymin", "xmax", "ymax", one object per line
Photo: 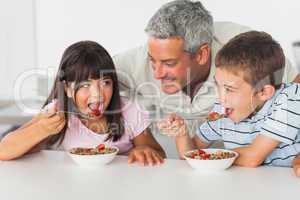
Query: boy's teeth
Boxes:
[{"xmin": 225, "ymin": 108, "xmax": 233, "ymax": 116}]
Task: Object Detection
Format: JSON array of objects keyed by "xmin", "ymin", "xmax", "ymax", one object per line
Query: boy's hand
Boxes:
[
  {"xmin": 157, "ymin": 113, "xmax": 188, "ymax": 137},
  {"xmin": 292, "ymin": 155, "xmax": 300, "ymax": 177},
  {"xmin": 128, "ymin": 146, "xmax": 164, "ymax": 166}
]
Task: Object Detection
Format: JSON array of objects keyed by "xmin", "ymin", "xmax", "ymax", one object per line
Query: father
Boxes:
[{"xmin": 113, "ymin": 0, "xmax": 300, "ymax": 133}]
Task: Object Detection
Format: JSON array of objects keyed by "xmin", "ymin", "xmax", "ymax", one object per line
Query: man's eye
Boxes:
[{"xmin": 165, "ymin": 62, "xmax": 176, "ymax": 67}]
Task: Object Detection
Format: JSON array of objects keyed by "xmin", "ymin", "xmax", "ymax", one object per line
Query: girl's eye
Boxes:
[
  {"xmin": 100, "ymin": 79, "xmax": 112, "ymax": 86},
  {"xmin": 78, "ymin": 83, "xmax": 91, "ymax": 89}
]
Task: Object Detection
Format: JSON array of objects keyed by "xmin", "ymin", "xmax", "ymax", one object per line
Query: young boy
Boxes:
[{"xmin": 159, "ymin": 31, "xmax": 300, "ymax": 173}]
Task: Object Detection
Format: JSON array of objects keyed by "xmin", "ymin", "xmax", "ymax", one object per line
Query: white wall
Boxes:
[
  {"xmin": 36, "ymin": 0, "xmax": 300, "ymax": 69},
  {"xmin": 35, "ymin": 0, "xmax": 170, "ymax": 69},
  {"xmin": 0, "ymin": 0, "xmax": 36, "ymax": 100},
  {"xmin": 202, "ymin": 0, "xmax": 300, "ymax": 68},
  {"xmin": 1, "ymin": 0, "xmax": 300, "ymax": 101}
]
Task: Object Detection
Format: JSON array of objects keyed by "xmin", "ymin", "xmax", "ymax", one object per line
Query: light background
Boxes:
[{"xmin": 1, "ymin": 0, "xmax": 300, "ymax": 99}]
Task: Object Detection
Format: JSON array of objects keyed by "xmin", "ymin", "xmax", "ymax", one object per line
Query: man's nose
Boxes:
[{"xmin": 153, "ymin": 63, "xmax": 166, "ymax": 79}]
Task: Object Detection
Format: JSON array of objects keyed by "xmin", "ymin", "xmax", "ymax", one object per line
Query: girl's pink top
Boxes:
[{"xmin": 55, "ymin": 98, "xmax": 150, "ymax": 154}]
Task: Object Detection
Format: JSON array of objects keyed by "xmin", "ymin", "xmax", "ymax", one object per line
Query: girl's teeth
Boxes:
[
  {"xmin": 88, "ymin": 102, "xmax": 104, "ymax": 116},
  {"xmin": 98, "ymin": 103, "xmax": 104, "ymax": 113},
  {"xmin": 89, "ymin": 103, "xmax": 100, "ymax": 111}
]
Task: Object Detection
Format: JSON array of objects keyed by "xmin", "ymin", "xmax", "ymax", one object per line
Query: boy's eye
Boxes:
[
  {"xmin": 149, "ymin": 57, "xmax": 155, "ymax": 63},
  {"xmin": 224, "ymin": 87, "xmax": 234, "ymax": 92}
]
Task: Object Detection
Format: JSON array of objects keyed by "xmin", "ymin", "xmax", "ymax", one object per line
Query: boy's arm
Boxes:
[
  {"xmin": 292, "ymin": 154, "xmax": 300, "ymax": 177},
  {"xmin": 157, "ymin": 113, "xmax": 211, "ymax": 159},
  {"xmin": 233, "ymin": 134, "xmax": 280, "ymax": 167},
  {"xmin": 175, "ymin": 134, "xmax": 209, "ymax": 159},
  {"xmin": 175, "ymin": 134, "xmax": 194, "ymax": 159}
]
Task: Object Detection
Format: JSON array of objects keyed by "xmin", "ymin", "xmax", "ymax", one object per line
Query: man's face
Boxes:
[
  {"xmin": 214, "ymin": 68, "xmax": 262, "ymax": 123},
  {"xmin": 148, "ymin": 37, "xmax": 200, "ymax": 94}
]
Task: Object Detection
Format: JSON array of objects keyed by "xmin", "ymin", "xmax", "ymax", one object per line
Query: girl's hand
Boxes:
[
  {"xmin": 157, "ymin": 113, "xmax": 188, "ymax": 137},
  {"xmin": 35, "ymin": 102, "xmax": 65, "ymax": 136},
  {"xmin": 128, "ymin": 145, "xmax": 164, "ymax": 166}
]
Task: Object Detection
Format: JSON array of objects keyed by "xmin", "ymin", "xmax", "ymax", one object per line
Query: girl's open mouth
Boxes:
[{"xmin": 88, "ymin": 102, "xmax": 104, "ymax": 116}]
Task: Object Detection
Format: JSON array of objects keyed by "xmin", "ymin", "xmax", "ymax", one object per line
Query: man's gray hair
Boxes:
[{"xmin": 145, "ymin": 0, "xmax": 213, "ymax": 54}]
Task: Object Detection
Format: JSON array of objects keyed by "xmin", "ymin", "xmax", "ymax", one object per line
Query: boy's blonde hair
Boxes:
[{"xmin": 215, "ymin": 31, "xmax": 285, "ymax": 90}]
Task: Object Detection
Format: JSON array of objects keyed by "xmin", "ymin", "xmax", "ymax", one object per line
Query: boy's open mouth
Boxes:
[{"xmin": 225, "ymin": 107, "xmax": 234, "ymax": 116}]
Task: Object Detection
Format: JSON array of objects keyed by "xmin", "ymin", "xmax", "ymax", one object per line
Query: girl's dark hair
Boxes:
[{"xmin": 44, "ymin": 41, "xmax": 124, "ymax": 147}]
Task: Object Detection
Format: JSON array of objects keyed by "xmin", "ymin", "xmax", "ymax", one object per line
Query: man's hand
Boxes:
[{"xmin": 128, "ymin": 145, "xmax": 164, "ymax": 166}]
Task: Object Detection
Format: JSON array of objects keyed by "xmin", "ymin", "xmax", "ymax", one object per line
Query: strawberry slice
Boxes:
[
  {"xmin": 88, "ymin": 102, "xmax": 101, "ymax": 116},
  {"xmin": 198, "ymin": 149, "xmax": 206, "ymax": 155},
  {"xmin": 96, "ymin": 144, "xmax": 105, "ymax": 151},
  {"xmin": 207, "ymin": 112, "xmax": 221, "ymax": 121},
  {"xmin": 92, "ymin": 109, "xmax": 101, "ymax": 116},
  {"xmin": 201, "ymin": 154, "xmax": 210, "ymax": 160}
]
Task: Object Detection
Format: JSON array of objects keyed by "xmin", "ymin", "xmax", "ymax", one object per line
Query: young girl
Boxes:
[{"xmin": 0, "ymin": 41, "xmax": 165, "ymax": 166}]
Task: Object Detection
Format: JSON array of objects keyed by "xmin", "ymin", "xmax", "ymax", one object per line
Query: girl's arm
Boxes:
[
  {"xmin": 128, "ymin": 128, "xmax": 166, "ymax": 166},
  {"xmin": 0, "ymin": 111, "xmax": 65, "ymax": 161}
]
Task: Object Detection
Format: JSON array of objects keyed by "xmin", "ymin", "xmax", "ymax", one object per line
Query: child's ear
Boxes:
[
  {"xmin": 257, "ymin": 85, "xmax": 275, "ymax": 101},
  {"xmin": 195, "ymin": 44, "xmax": 211, "ymax": 65}
]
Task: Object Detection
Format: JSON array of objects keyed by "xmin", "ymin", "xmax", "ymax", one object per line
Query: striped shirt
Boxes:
[{"xmin": 197, "ymin": 83, "xmax": 300, "ymax": 167}]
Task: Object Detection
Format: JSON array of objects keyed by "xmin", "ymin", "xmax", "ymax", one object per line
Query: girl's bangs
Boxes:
[{"xmin": 63, "ymin": 54, "xmax": 115, "ymax": 84}]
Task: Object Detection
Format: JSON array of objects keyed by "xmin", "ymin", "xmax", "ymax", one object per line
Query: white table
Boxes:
[{"xmin": 0, "ymin": 150, "xmax": 299, "ymax": 200}]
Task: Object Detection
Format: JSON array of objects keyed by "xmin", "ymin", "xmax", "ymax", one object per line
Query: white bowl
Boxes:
[
  {"xmin": 67, "ymin": 147, "xmax": 119, "ymax": 167},
  {"xmin": 183, "ymin": 149, "xmax": 238, "ymax": 171}
]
